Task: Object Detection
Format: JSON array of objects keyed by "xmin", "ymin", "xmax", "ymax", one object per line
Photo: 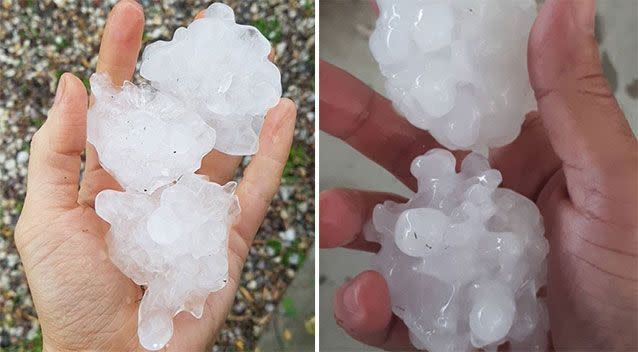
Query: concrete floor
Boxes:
[
  {"xmin": 318, "ymin": 1, "xmax": 638, "ymax": 351},
  {"xmin": 257, "ymin": 249, "xmax": 315, "ymax": 352}
]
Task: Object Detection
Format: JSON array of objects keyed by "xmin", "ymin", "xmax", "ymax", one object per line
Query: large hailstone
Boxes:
[
  {"xmin": 140, "ymin": 3, "xmax": 281, "ymax": 155},
  {"xmin": 87, "ymin": 3, "xmax": 280, "ymax": 349},
  {"xmin": 95, "ymin": 174, "xmax": 240, "ymax": 350},
  {"xmin": 369, "ymin": 0, "xmax": 537, "ymax": 152},
  {"xmin": 365, "ymin": 149, "xmax": 549, "ymax": 351},
  {"xmin": 87, "ymin": 74, "xmax": 216, "ymax": 193}
]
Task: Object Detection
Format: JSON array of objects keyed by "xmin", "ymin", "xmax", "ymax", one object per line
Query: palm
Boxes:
[
  {"xmin": 17, "ymin": 170, "xmax": 240, "ymax": 350},
  {"xmin": 536, "ymin": 174, "xmax": 638, "ymax": 350},
  {"xmin": 21, "ymin": 167, "xmax": 247, "ymax": 351},
  {"xmin": 491, "ymin": 120, "xmax": 637, "ymax": 348},
  {"xmin": 19, "ymin": 205, "xmax": 141, "ymax": 350}
]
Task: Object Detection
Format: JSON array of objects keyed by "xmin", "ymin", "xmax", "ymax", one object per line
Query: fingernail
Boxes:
[
  {"xmin": 341, "ymin": 279, "xmax": 360, "ymax": 315},
  {"xmin": 269, "ymin": 99, "xmax": 294, "ymax": 128},
  {"xmin": 119, "ymin": 0, "xmax": 142, "ymax": 10},
  {"xmin": 54, "ymin": 74, "xmax": 68, "ymax": 106},
  {"xmin": 572, "ymin": 0, "xmax": 596, "ymax": 34}
]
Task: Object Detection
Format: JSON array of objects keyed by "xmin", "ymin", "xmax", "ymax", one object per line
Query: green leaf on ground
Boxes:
[
  {"xmin": 281, "ymin": 297, "xmax": 297, "ymax": 318},
  {"xmin": 253, "ymin": 18, "xmax": 283, "ymax": 43}
]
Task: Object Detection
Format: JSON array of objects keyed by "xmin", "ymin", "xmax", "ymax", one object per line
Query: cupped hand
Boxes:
[
  {"xmin": 15, "ymin": 1, "xmax": 296, "ymax": 351},
  {"xmin": 319, "ymin": 0, "xmax": 637, "ymax": 350}
]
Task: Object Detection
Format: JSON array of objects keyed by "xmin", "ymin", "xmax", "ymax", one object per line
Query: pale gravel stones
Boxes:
[
  {"xmin": 366, "ymin": 149, "xmax": 549, "ymax": 351},
  {"xmin": 369, "ymin": 0, "xmax": 537, "ymax": 152}
]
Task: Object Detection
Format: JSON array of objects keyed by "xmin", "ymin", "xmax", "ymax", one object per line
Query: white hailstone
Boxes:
[
  {"xmin": 87, "ymin": 73, "xmax": 216, "ymax": 194},
  {"xmin": 365, "ymin": 149, "xmax": 549, "ymax": 352},
  {"xmin": 369, "ymin": 0, "xmax": 537, "ymax": 152},
  {"xmin": 140, "ymin": 3, "xmax": 282, "ymax": 155},
  {"xmin": 95, "ymin": 173, "xmax": 239, "ymax": 351},
  {"xmin": 87, "ymin": 3, "xmax": 282, "ymax": 349}
]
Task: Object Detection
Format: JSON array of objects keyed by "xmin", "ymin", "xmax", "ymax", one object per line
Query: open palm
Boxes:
[
  {"xmin": 15, "ymin": 1, "xmax": 296, "ymax": 351},
  {"xmin": 319, "ymin": 0, "xmax": 637, "ymax": 350}
]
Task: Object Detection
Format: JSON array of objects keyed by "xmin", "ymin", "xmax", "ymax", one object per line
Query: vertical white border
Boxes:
[{"xmin": 314, "ymin": 0, "xmax": 320, "ymax": 350}]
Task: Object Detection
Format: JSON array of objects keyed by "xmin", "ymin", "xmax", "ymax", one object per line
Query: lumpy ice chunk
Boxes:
[
  {"xmin": 140, "ymin": 3, "xmax": 282, "ymax": 155},
  {"xmin": 95, "ymin": 174, "xmax": 240, "ymax": 351},
  {"xmin": 369, "ymin": 0, "xmax": 537, "ymax": 152},
  {"xmin": 87, "ymin": 74, "xmax": 216, "ymax": 193},
  {"xmin": 365, "ymin": 149, "xmax": 549, "ymax": 351}
]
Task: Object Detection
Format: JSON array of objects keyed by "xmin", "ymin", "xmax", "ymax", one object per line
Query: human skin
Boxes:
[
  {"xmin": 320, "ymin": 0, "xmax": 637, "ymax": 351},
  {"xmin": 14, "ymin": 1, "xmax": 296, "ymax": 351}
]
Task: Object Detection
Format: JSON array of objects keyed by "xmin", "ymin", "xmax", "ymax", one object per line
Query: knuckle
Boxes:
[
  {"xmin": 30, "ymin": 128, "xmax": 44, "ymax": 148},
  {"xmin": 29, "ymin": 127, "xmax": 51, "ymax": 156}
]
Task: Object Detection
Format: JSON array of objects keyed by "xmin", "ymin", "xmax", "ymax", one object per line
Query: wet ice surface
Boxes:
[
  {"xmin": 365, "ymin": 149, "xmax": 549, "ymax": 351},
  {"xmin": 96, "ymin": 174, "xmax": 239, "ymax": 350},
  {"xmin": 88, "ymin": 3, "xmax": 281, "ymax": 350},
  {"xmin": 140, "ymin": 2, "xmax": 281, "ymax": 155},
  {"xmin": 88, "ymin": 3, "xmax": 281, "ymax": 193},
  {"xmin": 87, "ymin": 74, "xmax": 217, "ymax": 194},
  {"xmin": 369, "ymin": 0, "xmax": 537, "ymax": 152}
]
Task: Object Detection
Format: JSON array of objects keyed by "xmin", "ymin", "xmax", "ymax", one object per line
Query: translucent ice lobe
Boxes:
[
  {"xmin": 394, "ymin": 208, "xmax": 449, "ymax": 256},
  {"xmin": 95, "ymin": 174, "xmax": 239, "ymax": 351},
  {"xmin": 369, "ymin": 0, "xmax": 537, "ymax": 151},
  {"xmin": 87, "ymin": 74, "xmax": 217, "ymax": 193},
  {"xmin": 139, "ymin": 2, "xmax": 282, "ymax": 155},
  {"xmin": 366, "ymin": 149, "xmax": 549, "ymax": 352},
  {"xmin": 469, "ymin": 281, "xmax": 516, "ymax": 347}
]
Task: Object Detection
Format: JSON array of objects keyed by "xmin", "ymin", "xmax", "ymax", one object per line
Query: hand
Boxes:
[
  {"xmin": 319, "ymin": 0, "xmax": 637, "ymax": 350},
  {"xmin": 14, "ymin": 1, "xmax": 296, "ymax": 351}
]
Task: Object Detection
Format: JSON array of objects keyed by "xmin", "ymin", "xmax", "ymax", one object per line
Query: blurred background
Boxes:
[
  {"xmin": 319, "ymin": 0, "xmax": 638, "ymax": 351},
  {"xmin": 0, "ymin": 0, "xmax": 314, "ymax": 351}
]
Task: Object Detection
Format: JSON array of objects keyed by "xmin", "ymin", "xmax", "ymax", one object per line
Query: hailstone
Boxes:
[
  {"xmin": 369, "ymin": 0, "xmax": 537, "ymax": 152},
  {"xmin": 87, "ymin": 3, "xmax": 281, "ymax": 350},
  {"xmin": 140, "ymin": 2, "xmax": 281, "ymax": 155},
  {"xmin": 96, "ymin": 174, "xmax": 239, "ymax": 350},
  {"xmin": 87, "ymin": 74, "xmax": 216, "ymax": 194},
  {"xmin": 365, "ymin": 149, "xmax": 549, "ymax": 351}
]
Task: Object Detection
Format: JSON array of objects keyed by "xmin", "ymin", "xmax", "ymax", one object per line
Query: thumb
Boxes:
[
  {"xmin": 528, "ymin": 0, "xmax": 637, "ymax": 215},
  {"xmin": 24, "ymin": 73, "xmax": 88, "ymax": 211}
]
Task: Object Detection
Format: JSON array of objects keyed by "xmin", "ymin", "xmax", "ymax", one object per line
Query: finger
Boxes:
[
  {"xmin": 196, "ymin": 150, "xmax": 242, "ymax": 184},
  {"xmin": 84, "ymin": 0, "xmax": 145, "ymax": 174},
  {"xmin": 320, "ymin": 60, "xmax": 456, "ymax": 191},
  {"xmin": 489, "ymin": 111, "xmax": 561, "ymax": 201},
  {"xmin": 320, "ymin": 188, "xmax": 405, "ymax": 252},
  {"xmin": 528, "ymin": 0, "xmax": 637, "ymax": 219},
  {"xmin": 369, "ymin": 0, "xmax": 379, "ymax": 15},
  {"xmin": 24, "ymin": 74, "xmax": 88, "ymax": 210},
  {"xmin": 232, "ymin": 99, "xmax": 297, "ymax": 259},
  {"xmin": 335, "ymin": 271, "xmax": 416, "ymax": 351},
  {"xmin": 95, "ymin": 0, "xmax": 144, "ymax": 86},
  {"xmin": 78, "ymin": 167, "xmax": 123, "ymax": 208}
]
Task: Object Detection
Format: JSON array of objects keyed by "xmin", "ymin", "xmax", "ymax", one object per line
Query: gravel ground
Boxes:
[{"xmin": 0, "ymin": 0, "xmax": 315, "ymax": 350}]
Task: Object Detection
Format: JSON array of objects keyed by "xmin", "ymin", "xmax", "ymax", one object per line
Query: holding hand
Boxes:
[
  {"xmin": 320, "ymin": 0, "xmax": 637, "ymax": 350},
  {"xmin": 15, "ymin": 1, "xmax": 296, "ymax": 350}
]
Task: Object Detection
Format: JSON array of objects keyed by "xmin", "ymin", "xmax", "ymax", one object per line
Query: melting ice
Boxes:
[
  {"xmin": 366, "ymin": 149, "xmax": 549, "ymax": 351},
  {"xmin": 369, "ymin": 0, "xmax": 537, "ymax": 152},
  {"xmin": 87, "ymin": 3, "xmax": 281, "ymax": 350}
]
